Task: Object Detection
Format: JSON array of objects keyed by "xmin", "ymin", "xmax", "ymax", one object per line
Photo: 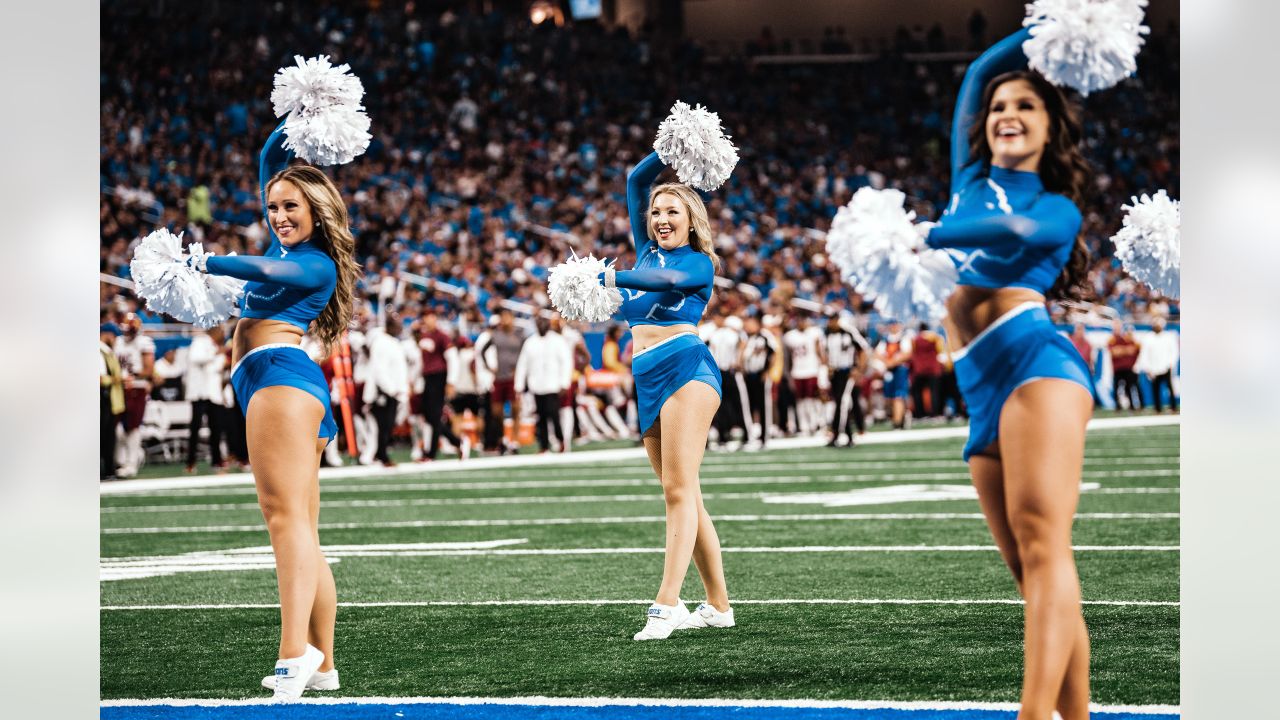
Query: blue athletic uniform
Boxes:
[
  {"xmin": 927, "ymin": 30, "xmax": 1092, "ymax": 460},
  {"xmin": 213, "ymin": 122, "xmax": 339, "ymax": 441},
  {"xmin": 612, "ymin": 152, "xmax": 720, "ymax": 434}
]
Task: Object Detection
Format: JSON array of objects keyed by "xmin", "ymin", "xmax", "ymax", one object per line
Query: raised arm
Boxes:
[
  {"xmin": 951, "ymin": 29, "xmax": 1031, "ymax": 192},
  {"xmin": 259, "ymin": 120, "xmax": 294, "ymax": 251},
  {"xmin": 627, "ymin": 152, "xmax": 666, "ymax": 250},
  {"xmin": 204, "ymin": 252, "xmax": 336, "ymax": 290},
  {"xmin": 926, "ymin": 196, "xmax": 1082, "ymax": 253}
]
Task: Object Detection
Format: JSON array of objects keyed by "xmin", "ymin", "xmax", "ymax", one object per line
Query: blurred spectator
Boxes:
[
  {"xmin": 937, "ymin": 347, "xmax": 966, "ymax": 420},
  {"xmin": 783, "ymin": 313, "xmax": 826, "ymax": 435},
  {"xmin": 100, "ymin": 323, "xmax": 125, "ymax": 480},
  {"xmin": 876, "ymin": 320, "xmax": 912, "ymax": 429},
  {"xmin": 114, "ymin": 314, "xmax": 155, "ymax": 477},
  {"xmin": 448, "ymin": 333, "xmax": 490, "ymax": 447},
  {"xmin": 824, "ymin": 313, "xmax": 866, "ymax": 447},
  {"xmin": 1137, "ymin": 317, "xmax": 1179, "ymax": 412},
  {"xmin": 909, "ymin": 322, "xmax": 944, "ymax": 418},
  {"xmin": 740, "ymin": 315, "xmax": 778, "ymax": 449},
  {"xmin": 1108, "ymin": 320, "xmax": 1143, "ymax": 411},
  {"xmin": 706, "ymin": 313, "xmax": 747, "ymax": 449},
  {"xmin": 363, "ymin": 315, "xmax": 411, "ymax": 466},
  {"xmin": 417, "ymin": 313, "xmax": 467, "ymax": 461},
  {"xmin": 486, "ymin": 309, "xmax": 526, "ymax": 454},
  {"xmin": 1070, "ymin": 322, "xmax": 1099, "ymax": 405},
  {"xmin": 185, "ymin": 325, "xmax": 227, "ymax": 472},
  {"xmin": 514, "ymin": 316, "xmax": 572, "ymax": 453},
  {"xmin": 152, "ymin": 349, "xmax": 186, "ymax": 401}
]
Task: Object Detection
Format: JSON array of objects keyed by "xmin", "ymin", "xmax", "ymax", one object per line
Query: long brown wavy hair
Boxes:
[
  {"xmin": 266, "ymin": 164, "xmax": 361, "ymax": 352},
  {"xmin": 967, "ymin": 70, "xmax": 1093, "ymax": 301},
  {"xmin": 648, "ymin": 183, "xmax": 721, "ymax": 271}
]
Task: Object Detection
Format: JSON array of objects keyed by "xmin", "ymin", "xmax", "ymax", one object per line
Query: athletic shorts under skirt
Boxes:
[
  {"xmin": 231, "ymin": 343, "xmax": 338, "ymax": 442},
  {"xmin": 632, "ymin": 332, "xmax": 722, "ymax": 435},
  {"xmin": 953, "ymin": 302, "xmax": 1092, "ymax": 461}
]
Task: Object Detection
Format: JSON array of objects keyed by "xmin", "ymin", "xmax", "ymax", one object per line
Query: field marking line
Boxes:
[
  {"xmin": 102, "ymin": 468, "xmax": 1179, "ymax": 502},
  {"xmin": 101, "ymin": 598, "xmax": 1180, "ymax": 611},
  {"xmin": 100, "ymin": 511, "xmax": 1180, "ymax": 535},
  {"xmin": 101, "ymin": 480, "xmax": 1182, "ymax": 515},
  {"xmin": 100, "ymin": 415, "xmax": 1179, "ymax": 495},
  {"xmin": 100, "ymin": 544, "xmax": 1179, "ymax": 557},
  {"xmin": 97, "ymin": 694, "xmax": 1182, "ymax": 716}
]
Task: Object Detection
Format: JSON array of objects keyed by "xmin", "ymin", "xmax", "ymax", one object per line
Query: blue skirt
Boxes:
[
  {"xmin": 632, "ymin": 333, "xmax": 722, "ymax": 434},
  {"xmin": 231, "ymin": 343, "xmax": 338, "ymax": 442},
  {"xmin": 953, "ymin": 303, "xmax": 1092, "ymax": 461}
]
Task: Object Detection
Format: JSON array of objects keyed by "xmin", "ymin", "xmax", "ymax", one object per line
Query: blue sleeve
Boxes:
[
  {"xmin": 602, "ymin": 253, "xmax": 713, "ymax": 293},
  {"xmin": 205, "ymin": 253, "xmax": 336, "ymax": 290},
  {"xmin": 951, "ymin": 29, "xmax": 1031, "ymax": 194},
  {"xmin": 259, "ymin": 121, "xmax": 293, "ymax": 251},
  {"xmin": 926, "ymin": 195, "xmax": 1082, "ymax": 252},
  {"xmin": 627, "ymin": 152, "xmax": 665, "ymax": 251}
]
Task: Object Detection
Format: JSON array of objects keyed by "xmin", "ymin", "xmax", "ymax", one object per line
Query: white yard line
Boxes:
[
  {"xmin": 101, "ymin": 597, "xmax": 1180, "ymax": 612},
  {"xmin": 97, "ymin": 695, "xmax": 1181, "ymax": 715},
  {"xmin": 100, "ymin": 543, "xmax": 1179, "ymax": 555},
  {"xmin": 100, "ymin": 415, "xmax": 1180, "ymax": 496},
  {"xmin": 101, "ymin": 510, "xmax": 1178, "ymax": 534}
]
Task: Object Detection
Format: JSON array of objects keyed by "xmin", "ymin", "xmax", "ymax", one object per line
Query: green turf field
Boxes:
[{"xmin": 100, "ymin": 423, "xmax": 1179, "ymax": 705}]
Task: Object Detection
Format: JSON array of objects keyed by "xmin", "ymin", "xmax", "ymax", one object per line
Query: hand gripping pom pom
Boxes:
[
  {"xmin": 129, "ymin": 228, "xmax": 247, "ymax": 329},
  {"xmin": 1110, "ymin": 190, "xmax": 1179, "ymax": 299},
  {"xmin": 1022, "ymin": 0, "xmax": 1149, "ymax": 96},
  {"xmin": 272, "ymin": 55, "xmax": 372, "ymax": 165},
  {"xmin": 547, "ymin": 253, "xmax": 623, "ymax": 323},
  {"xmin": 825, "ymin": 188, "xmax": 958, "ymax": 324},
  {"xmin": 653, "ymin": 101, "xmax": 740, "ymax": 192}
]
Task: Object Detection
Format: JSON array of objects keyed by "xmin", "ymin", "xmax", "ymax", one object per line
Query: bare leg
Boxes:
[
  {"xmin": 653, "ymin": 381, "xmax": 721, "ymax": 607},
  {"xmin": 1000, "ymin": 380, "xmax": 1092, "ymax": 720},
  {"xmin": 971, "ymin": 450, "xmax": 1090, "ymax": 720},
  {"xmin": 308, "ymin": 440, "xmax": 336, "ymax": 672},
  {"xmin": 247, "ymin": 387, "xmax": 327, "ymax": 661}
]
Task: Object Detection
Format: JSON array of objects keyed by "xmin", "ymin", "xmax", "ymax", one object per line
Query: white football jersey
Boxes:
[{"xmin": 784, "ymin": 326, "xmax": 824, "ymax": 379}]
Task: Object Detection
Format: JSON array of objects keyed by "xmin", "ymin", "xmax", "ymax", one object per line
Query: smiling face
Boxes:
[
  {"xmin": 266, "ymin": 179, "xmax": 315, "ymax": 247},
  {"xmin": 985, "ymin": 78, "xmax": 1051, "ymax": 172},
  {"xmin": 650, "ymin": 192, "xmax": 692, "ymax": 250}
]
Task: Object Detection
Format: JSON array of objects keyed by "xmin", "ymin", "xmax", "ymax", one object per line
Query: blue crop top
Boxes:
[
  {"xmin": 202, "ymin": 122, "xmax": 338, "ymax": 331},
  {"xmin": 609, "ymin": 152, "xmax": 715, "ymax": 327},
  {"xmin": 924, "ymin": 29, "xmax": 1082, "ymax": 295}
]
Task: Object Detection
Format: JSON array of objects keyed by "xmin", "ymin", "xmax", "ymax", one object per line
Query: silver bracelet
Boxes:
[
  {"xmin": 604, "ymin": 268, "xmax": 616, "ymax": 289},
  {"xmin": 192, "ymin": 252, "xmax": 210, "ymax": 273}
]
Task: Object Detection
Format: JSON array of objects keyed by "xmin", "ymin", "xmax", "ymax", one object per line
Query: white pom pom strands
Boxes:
[
  {"xmin": 1111, "ymin": 190, "xmax": 1179, "ymax": 299},
  {"xmin": 1022, "ymin": 0, "xmax": 1149, "ymax": 96},
  {"xmin": 547, "ymin": 253, "xmax": 623, "ymax": 323},
  {"xmin": 825, "ymin": 188, "xmax": 958, "ymax": 324},
  {"xmin": 653, "ymin": 101, "xmax": 739, "ymax": 192},
  {"xmin": 129, "ymin": 228, "xmax": 246, "ymax": 329},
  {"xmin": 272, "ymin": 55, "xmax": 372, "ymax": 166}
]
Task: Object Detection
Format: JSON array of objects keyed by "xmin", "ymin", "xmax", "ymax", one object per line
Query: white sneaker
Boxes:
[
  {"xmin": 262, "ymin": 667, "xmax": 339, "ymax": 691},
  {"xmin": 677, "ymin": 602, "xmax": 735, "ymax": 630},
  {"xmin": 270, "ymin": 644, "xmax": 325, "ymax": 701},
  {"xmin": 632, "ymin": 601, "xmax": 690, "ymax": 641}
]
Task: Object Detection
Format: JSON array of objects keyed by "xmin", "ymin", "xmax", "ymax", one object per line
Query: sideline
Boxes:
[{"xmin": 101, "ymin": 415, "xmax": 1180, "ymax": 496}]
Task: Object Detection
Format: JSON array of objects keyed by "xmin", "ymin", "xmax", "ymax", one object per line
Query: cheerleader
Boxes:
[
  {"xmin": 608, "ymin": 151, "xmax": 735, "ymax": 640},
  {"xmin": 920, "ymin": 28, "xmax": 1097, "ymax": 720}
]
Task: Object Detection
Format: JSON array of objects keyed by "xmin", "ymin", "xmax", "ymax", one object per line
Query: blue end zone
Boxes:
[{"xmin": 100, "ymin": 702, "xmax": 1180, "ymax": 720}]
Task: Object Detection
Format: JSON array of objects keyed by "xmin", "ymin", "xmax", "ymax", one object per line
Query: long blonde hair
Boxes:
[
  {"xmin": 266, "ymin": 164, "xmax": 360, "ymax": 352},
  {"xmin": 648, "ymin": 183, "xmax": 720, "ymax": 271}
]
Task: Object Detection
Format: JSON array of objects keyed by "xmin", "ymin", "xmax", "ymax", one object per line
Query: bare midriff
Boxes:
[
  {"xmin": 630, "ymin": 323, "xmax": 699, "ymax": 353},
  {"xmin": 231, "ymin": 318, "xmax": 306, "ymax": 366},
  {"xmin": 943, "ymin": 285, "xmax": 1046, "ymax": 353}
]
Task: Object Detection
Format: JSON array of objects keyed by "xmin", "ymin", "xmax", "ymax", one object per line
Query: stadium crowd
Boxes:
[{"xmin": 99, "ymin": 1, "xmax": 1180, "ymax": 476}]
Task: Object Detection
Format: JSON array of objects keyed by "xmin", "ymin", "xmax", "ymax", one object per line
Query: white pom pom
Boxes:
[
  {"xmin": 653, "ymin": 101, "xmax": 739, "ymax": 192},
  {"xmin": 547, "ymin": 254, "xmax": 623, "ymax": 323},
  {"xmin": 1110, "ymin": 190, "xmax": 1179, "ymax": 299},
  {"xmin": 1022, "ymin": 0, "xmax": 1149, "ymax": 96},
  {"xmin": 272, "ymin": 54, "xmax": 372, "ymax": 166},
  {"xmin": 282, "ymin": 104, "xmax": 373, "ymax": 167},
  {"xmin": 128, "ymin": 229, "xmax": 246, "ymax": 329},
  {"xmin": 825, "ymin": 188, "xmax": 957, "ymax": 324}
]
